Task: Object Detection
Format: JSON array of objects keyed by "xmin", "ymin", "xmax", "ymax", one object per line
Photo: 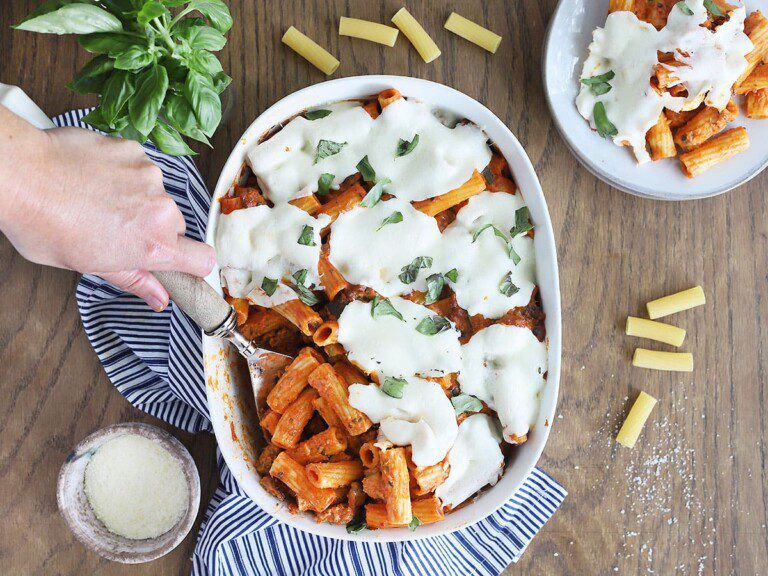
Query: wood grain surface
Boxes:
[{"xmin": 1, "ymin": 1, "xmax": 767, "ymax": 574}]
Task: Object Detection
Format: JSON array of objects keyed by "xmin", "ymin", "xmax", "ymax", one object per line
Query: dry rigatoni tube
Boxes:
[
  {"xmin": 282, "ymin": 26, "xmax": 340, "ymax": 75},
  {"xmin": 339, "ymin": 17, "xmax": 399, "ymax": 47},
  {"xmin": 646, "ymin": 286, "xmax": 705, "ymax": 319},
  {"xmin": 616, "ymin": 391, "xmax": 657, "ymax": 448},
  {"xmin": 391, "ymin": 8, "xmax": 441, "ymax": 63},
  {"xmin": 444, "ymin": 12, "xmax": 502, "ymax": 54},
  {"xmin": 626, "ymin": 317, "xmax": 686, "ymax": 347},
  {"xmin": 632, "ymin": 349, "xmax": 693, "ymax": 372}
]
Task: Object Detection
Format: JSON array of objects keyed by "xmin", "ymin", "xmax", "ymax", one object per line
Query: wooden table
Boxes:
[{"xmin": 2, "ymin": 1, "xmax": 767, "ymax": 574}]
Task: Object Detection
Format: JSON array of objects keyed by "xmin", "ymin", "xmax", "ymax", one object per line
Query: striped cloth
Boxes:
[{"xmin": 60, "ymin": 109, "xmax": 567, "ymax": 576}]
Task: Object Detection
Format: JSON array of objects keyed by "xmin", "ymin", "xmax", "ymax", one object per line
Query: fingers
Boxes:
[
  {"xmin": 99, "ymin": 270, "xmax": 169, "ymax": 312},
  {"xmin": 152, "ymin": 236, "xmax": 216, "ymax": 278}
]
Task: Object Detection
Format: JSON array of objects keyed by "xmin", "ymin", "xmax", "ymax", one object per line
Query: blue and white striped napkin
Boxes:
[{"xmin": 60, "ymin": 109, "xmax": 567, "ymax": 576}]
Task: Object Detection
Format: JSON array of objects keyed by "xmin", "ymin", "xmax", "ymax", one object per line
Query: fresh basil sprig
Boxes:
[
  {"xmin": 377, "ymin": 211, "xmax": 403, "ymax": 231},
  {"xmin": 13, "ymin": 0, "xmax": 232, "ymax": 156}
]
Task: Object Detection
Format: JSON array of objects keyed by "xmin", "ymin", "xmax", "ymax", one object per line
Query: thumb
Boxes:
[{"xmin": 99, "ymin": 270, "xmax": 169, "ymax": 312}]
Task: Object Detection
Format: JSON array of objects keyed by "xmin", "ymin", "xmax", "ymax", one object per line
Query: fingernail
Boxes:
[{"xmin": 148, "ymin": 296, "xmax": 167, "ymax": 312}]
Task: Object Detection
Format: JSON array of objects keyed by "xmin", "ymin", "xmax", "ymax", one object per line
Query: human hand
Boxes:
[{"xmin": 0, "ymin": 106, "xmax": 215, "ymax": 311}]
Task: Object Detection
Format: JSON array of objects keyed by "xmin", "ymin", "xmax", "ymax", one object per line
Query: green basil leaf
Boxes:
[
  {"xmin": 184, "ymin": 69, "xmax": 221, "ymax": 136},
  {"xmin": 445, "ymin": 268, "xmax": 459, "ymax": 282},
  {"xmin": 14, "ymin": 3, "xmax": 123, "ymax": 34},
  {"xmin": 291, "ymin": 282, "xmax": 320, "ymax": 306},
  {"xmin": 129, "ymin": 64, "xmax": 168, "ymax": 136},
  {"xmin": 78, "ymin": 32, "xmax": 139, "ymax": 54},
  {"xmin": 415, "ymin": 315, "xmax": 451, "ymax": 336},
  {"xmin": 317, "ymin": 173, "xmax": 334, "ymax": 195},
  {"xmin": 593, "ymin": 102, "xmax": 618, "ymax": 139},
  {"xmin": 510, "ymin": 207, "xmax": 533, "ymax": 237},
  {"xmin": 164, "ymin": 92, "xmax": 211, "ymax": 145},
  {"xmin": 261, "ymin": 277, "xmax": 278, "ymax": 297},
  {"xmin": 187, "ymin": 0, "xmax": 233, "ymax": 33},
  {"xmin": 408, "ymin": 516, "xmax": 422, "ymax": 532},
  {"xmin": 508, "ymin": 242, "xmax": 522, "ymax": 266},
  {"xmin": 67, "ymin": 54, "xmax": 114, "ymax": 94},
  {"xmin": 150, "ymin": 119, "xmax": 196, "ymax": 156},
  {"xmin": 451, "ymin": 394, "xmax": 483, "ymax": 415},
  {"xmin": 398, "ymin": 255, "xmax": 433, "ymax": 284},
  {"xmin": 178, "ymin": 25, "xmax": 227, "ymax": 51},
  {"xmin": 211, "ymin": 71, "xmax": 231, "ymax": 94},
  {"xmin": 377, "ymin": 211, "xmax": 403, "ymax": 231},
  {"xmin": 314, "ymin": 139, "xmax": 347, "ymax": 164},
  {"xmin": 381, "ymin": 377, "xmax": 408, "ymax": 399},
  {"xmin": 703, "ymin": 0, "xmax": 723, "ymax": 16},
  {"xmin": 297, "ymin": 224, "xmax": 316, "ymax": 246},
  {"xmin": 81, "ymin": 107, "xmax": 113, "ymax": 132},
  {"xmin": 100, "ymin": 70, "xmax": 136, "ymax": 125},
  {"xmin": 424, "ymin": 273, "xmax": 444, "ymax": 305},
  {"xmin": 370, "ymin": 296, "xmax": 404, "ymax": 321},
  {"xmin": 590, "ymin": 82, "xmax": 612, "ymax": 96},
  {"xmin": 186, "ymin": 49, "xmax": 224, "ymax": 75},
  {"xmin": 120, "ymin": 122, "xmax": 149, "ymax": 144},
  {"xmin": 346, "ymin": 511, "xmax": 367, "ymax": 534},
  {"xmin": 305, "ymin": 109, "xmax": 332, "ymax": 120},
  {"xmin": 676, "ymin": 1, "xmax": 694, "ymax": 14},
  {"xmin": 113, "ymin": 45, "xmax": 155, "ymax": 70},
  {"xmin": 360, "ymin": 177, "xmax": 390, "ymax": 208},
  {"xmin": 580, "ymin": 71, "xmax": 615, "ymax": 85},
  {"xmin": 101, "ymin": 0, "xmax": 140, "ymax": 12},
  {"xmin": 396, "ymin": 134, "xmax": 419, "ymax": 157},
  {"xmin": 356, "ymin": 155, "xmax": 376, "ymax": 182},
  {"xmin": 172, "ymin": 17, "xmax": 207, "ymax": 35},
  {"xmin": 472, "ymin": 223, "xmax": 509, "ymax": 244},
  {"xmin": 137, "ymin": 1, "xmax": 169, "ymax": 25},
  {"xmin": 499, "ymin": 272, "xmax": 519, "ymax": 297}
]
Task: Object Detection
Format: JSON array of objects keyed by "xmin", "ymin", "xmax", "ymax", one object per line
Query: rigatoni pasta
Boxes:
[
  {"xmin": 444, "ymin": 12, "xmax": 502, "ymax": 54},
  {"xmin": 282, "ymin": 26, "xmax": 340, "ymax": 76},
  {"xmin": 632, "ymin": 348, "xmax": 694, "ymax": 372},
  {"xmin": 646, "ymin": 286, "xmax": 706, "ymax": 319},
  {"xmin": 616, "ymin": 391, "xmax": 657, "ymax": 449},
  {"xmin": 391, "ymin": 7, "xmax": 441, "ymax": 63},
  {"xmin": 339, "ymin": 17, "xmax": 399, "ymax": 47},
  {"xmin": 625, "ymin": 317, "xmax": 686, "ymax": 347}
]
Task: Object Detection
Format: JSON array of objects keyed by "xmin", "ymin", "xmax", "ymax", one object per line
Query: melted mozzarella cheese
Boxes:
[
  {"xmin": 440, "ymin": 191, "xmax": 536, "ymax": 318},
  {"xmin": 348, "ymin": 377, "xmax": 458, "ymax": 466},
  {"xmin": 576, "ymin": 1, "xmax": 751, "ymax": 164},
  {"xmin": 459, "ymin": 324, "xmax": 547, "ymax": 442},
  {"xmin": 247, "ymin": 102, "xmax": 375, "ymax": 204},
  {"xmin": 337, "ymin": 297, "xmax": 462, "ymax": 378},
  {"xmin": 435, "ymin": 414, "xmax": 503, "ymax": 509},
  {"xmin": 328, "ymin": 198, "xmax": 442, "ymax": 296},
  {"xmin": 216, "ymin": 204, "xmax": 329, "ymax": 304},
  {"xmin": 363, "ymin": 98, "xmax": 492, "ymax": 201}
]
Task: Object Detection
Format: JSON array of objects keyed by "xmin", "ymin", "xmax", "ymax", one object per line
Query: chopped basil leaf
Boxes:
[
  {"xmin": 305, "ymin": 109, "xmax": 333, "ymax": 120},
  {"xmin": 314, "ymin": 139, "xmax": 347, "ymax": 164},
  {"xmin": 381, "ymin": 376, "xmax": 408, "ymax": 399},
  {"xmin": 346, "ymin": 512, "xmax": 367, "ymax": 534},
  {"xmin": 593, "ymin": 102, "xmax": 618, "ymax": 138},
  {"xmin": 676, "ymin": 1, "xmax": 694, "ymax": 15},
  {"xmin": 508, "ymin": 243, "xmax": 522, "ymax": 265},
  {"xmin": 408, "ymin": 516, "xmax": 422, "ymax": 531},
  {"xmin": 451, "ymin": 394, "xmax": 483, "ymax": 415},
  {"xmin": 472, "ymin": 223, "xmax": 509, "ymax": 244},
  {"xmin": 703, "ymin": 0, "xmax": 723, "ymax": 16},
  {"xmin": 370, "ymin": 296, "xmax": 404, "ymax": 321},
  {"xmin": 317, "ymin": 172, "xmax": 334, "ymax": 195},
  {"xmin": 356, "ymin": 155, "xmax": 376, "ymax": 182},
  {"xmin": 297, "ymin": 224, "xmax": 315, "ymax": 246},
  {"xmin": 261, "ymin": 277, "xmax": 278, "ymax": 297},
  {"xmin": 445, "ymin": 268, "xmax": 459, "ymax": 283},
  {"xmin": 360, "ymin": 177, "xmax": 391, "ymax": 208},
  {"xmin": 396, "ymin": 134, "xmax": 419, "ymax": 157},
  {"xmin": 377, "ymin": 211, "xmax": 403, "ymax": 231},
  {"xmin": 293, "ymin": 269, "xmax": 308, "ymax": 285},
  {"xmin": 510, "ymin": 207, "xmax": 533, "ymax": 237},
  {"xmin": 398, "ymin": 256, "xmax": 433, "ymax": 284},
  {"xmin": 581, "ymin": 70, "xmax": 614, "ymax": 95},
  {"xmin": 499, "ymin": 272, "xmax": 520, "ymax": 297},
  {"xmin": 424, "ymin": 273, "xmax": 445, "ymax": 305},
  {"xmin": 291, "ymin": 282, "xmax": 320, "ymax": 306},
  {"xmin": 415, "ymin": 315, "xmax": 451, "ymax": 336}
]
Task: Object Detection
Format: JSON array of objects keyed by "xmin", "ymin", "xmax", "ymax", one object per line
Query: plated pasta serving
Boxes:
[
  {"xmin": 212, "ymin": 88, "xmax": 550, "ymax": 532},
  {"xmin": 577, "ymin": 0, "xmax": 768, "ymax": 177}
]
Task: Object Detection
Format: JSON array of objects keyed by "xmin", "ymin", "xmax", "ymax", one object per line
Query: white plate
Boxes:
[
  {"xmin": 202, "ymin": 75, "xmax": 561, "ymax": 542},
  {"xmin": 543, "ymin": 0, "xmax": 768, "ymax": 200}
]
